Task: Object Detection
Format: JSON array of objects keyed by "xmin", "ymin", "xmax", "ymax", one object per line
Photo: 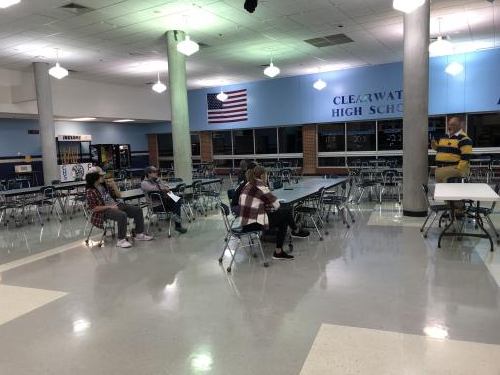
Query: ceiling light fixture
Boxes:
[
  {"xmin": 264, "ymin": 55, "xmax": 280, "ymax": 78},
  {"xmin": 0, "ymin": 0, "xmax": 21, "ymax": 8},
  {"xmin": 313, "ymin": 67, "xmax": 327, "ymax": 90},
  {"xmin": 113, "ymin": 119, "xmax": 135, "ymax": 123},
  {"xmin": 71, "ymin": 117, "xmax": 96, "ymax": 121},
  {"xmin": 177, "ymin": 16, "xmax": 199, "ymax": 56},
  {"xmin": 392, "ymin": 0, "xmax": 425, "ymax": 13},
  {"xmin": 216, "ymin": 89, "xmax": 228, "ymax": 102},
  {"xmin": 429, "ymin": 18, "xmax": 453, "ymax": 56},
  {"xmin": 445, "ymin": 61, "xmax": 464, "ymax": 75},
  {"xmin": 49, "ymin": 49, "xmax": 69, "ymax": 80},
  {"xmin": 152, "ymin": 71, "xmax": 167, "ymax": 93},
  {"xmin": 313, "ymin": 78, "xmax": 327, "ymax": 91}
]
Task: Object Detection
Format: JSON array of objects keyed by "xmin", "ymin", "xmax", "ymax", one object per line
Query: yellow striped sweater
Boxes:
[{"xmin": 435, "ymin": 130, "xmax": 472, "ymax": 170}]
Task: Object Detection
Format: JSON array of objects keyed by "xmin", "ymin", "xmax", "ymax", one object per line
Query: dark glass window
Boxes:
[
  {"xmin": 318, "ymin": 123, "xmax": 345, "ymax": 152},
  {"xmin": 428, "ymin": 116, "xmax": 446, "ymax": 148},
  {"xmin": 212, "ymin": 131, "xmax": 232, "ymax": 155},
  {"xmin": 191, "ymin": 134, "xmax": 200, "ymax": 156},
  {"xmin": 279, "ymin": 126, "xmax": 303, "ymax": 153},
  {"xmin": 158, "ymin": 133, "xmax": 173, "ymax": 157},
  {"xmin": 233, "ymin": 129, "xmax": 254, "ymax": 155},
  {"xmin": 213, "ymin": 159, "xmax": 233, "ymax": 168},
  {"xmin": 255, "ymin": 128, "xmax": 277, "ymax": 154},
  {"xmin": 318, "ymin": 157, "xmax": 346, "ymax": 167},
  {"xmin": 378, "ymin": 119, "xmax": 403, "ymax": 150},
  {"xmin": 346, "ymin": 122, "xmax": 376, "ymax": 151},
  {"xmin": 346, "ymin": 156, "xmax": 377, "ymax": 168},
  {"xmin": 468, "ymin": 112, "xmax": 500, "ymax": 148}
]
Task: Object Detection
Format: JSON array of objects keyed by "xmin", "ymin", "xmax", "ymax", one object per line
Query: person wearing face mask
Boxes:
[
  {"xmin": 85, "ymin": 166, "xmax": 153, "ymax": 248},
  {"xmin": 140, "ymin": 166, "xmax": 187, "ymax": 234},
  {"xmin": 431, "ymin": 116, "xmax": 472, "ymax": 183}
]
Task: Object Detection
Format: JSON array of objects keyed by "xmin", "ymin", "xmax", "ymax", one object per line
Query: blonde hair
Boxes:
[{"xmin": 246, "ymin": 165, "xmax": 266, "ymax": 184}]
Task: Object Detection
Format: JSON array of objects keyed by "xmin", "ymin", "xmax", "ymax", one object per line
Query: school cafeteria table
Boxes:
[
  {"xmin": 434, "ymin": 183, "xmax": 500, "ymax": 252},
  {"xmin": 273, "ymin": 178, "xmax": 347, "ymax": 204}
]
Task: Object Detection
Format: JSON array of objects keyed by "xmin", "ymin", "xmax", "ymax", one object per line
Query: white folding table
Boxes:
[{"xmin": 434, "ymin": 183, "xmax": 500, "ymax": 252}]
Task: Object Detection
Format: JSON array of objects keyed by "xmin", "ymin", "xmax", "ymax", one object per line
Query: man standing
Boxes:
[{"xmin": 432, "ymin": 117, "xmax": 472, "ymax": 183}]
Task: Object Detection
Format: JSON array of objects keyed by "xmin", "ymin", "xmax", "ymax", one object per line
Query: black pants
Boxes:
[
  {"xmin": 243, "ymin": 207, "xmax": 297, "ymax": 249},
  {"xmin": 104, "ymin": 203, "xmax": 144, "ymax": 240},
  {"xmin": 153, "ymin": 196, "xmax": 182, "ymax": 225}
]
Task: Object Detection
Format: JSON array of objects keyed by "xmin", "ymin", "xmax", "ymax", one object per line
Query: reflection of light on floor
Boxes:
[
  {"xmin": 190, "ymin": 352, "xmax": 213, "ymax": 372},
  {"xmin": 164, "ymin": 277, "xmax": 178, "ymax": 292},
  {"xmin": 73, "ymin": 319, "xmax": 91, "ymax": 334},
  {"xmin": 424, "ymin": 324, "xmax": 449, "ymax": 340}
]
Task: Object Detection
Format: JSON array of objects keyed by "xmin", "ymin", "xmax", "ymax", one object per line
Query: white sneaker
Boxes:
[
  {"xmin": 116, "ymin": 239, "xmax": 132, "ymax": 248},
  {"xmin": 136, "ymin": 233, "xmax": 154, "ymax": 241}
]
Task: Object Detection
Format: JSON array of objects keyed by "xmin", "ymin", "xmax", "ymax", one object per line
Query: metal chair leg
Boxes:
[{"xmin": 423, "ymin": 212, "xmax": 438, "ymax": 238}]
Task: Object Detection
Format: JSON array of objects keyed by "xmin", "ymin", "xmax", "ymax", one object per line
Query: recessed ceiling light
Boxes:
[
  {"xmin": 113, "ymin": 119, "xmax": 135, "ymax": 123},
  {"xmin": 0, "ymin": 0, "xmax": 21, "ymax": 9},
  {"xmin": 71, "ymin": 117, "xmax": 96, "ymax": 121}
]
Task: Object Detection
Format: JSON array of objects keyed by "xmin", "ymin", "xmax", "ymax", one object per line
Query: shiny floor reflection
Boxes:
[{"xmin": 0, "ymin": 197, "xmax": 500, "ymax": 374}]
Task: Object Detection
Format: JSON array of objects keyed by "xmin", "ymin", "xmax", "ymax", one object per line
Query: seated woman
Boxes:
[
  {"xmin": 239, "ymin": 165, "xmax": 309, "ymax": 260},
  {"xmin": 140, "ymin": 166, "xmax": 187, "ymax": 234},
  {"xmin": 85, "ymin": 166, "xmax": 153, "ymax": 248}
]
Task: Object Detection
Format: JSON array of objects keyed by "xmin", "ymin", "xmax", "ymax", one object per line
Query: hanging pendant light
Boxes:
[
  {"xmin": 152, "ymin": 71, "xmax": 167, "ymax": 93},
  {"xmin": 429, "ymin": 19, "xmax": 453, "ymax": 56},
  {"xmin": 264, "ymin": 55, "xmax": 280, "ymax": 78},
  {"xmin": 49, "ymin": 49, "xmax": 69, "ymax": 80},
  {"xmin": 313, "ymin": 78, "xmax": 327, "ymax": 91},
  {"xmin": 0, "ymin": 0, "xmax": 21, "ymax": 9},
  {"xmin": 177, "ymin": 35, "xmax": 199, "ymax": 56},
  {"xmin": 177, "ymin": 16, "xmax": 199, "ymax": 56},
  {"xmin": 217, "ymin": 89, "xmax": 228, "ymax": 102},
  {"xmin": 445, "ymin": 61, "xmax": 464, "ymax": 76},
  {"xmin": 393, "ymin": 0, "xmax": 425, "ymax": 13}
]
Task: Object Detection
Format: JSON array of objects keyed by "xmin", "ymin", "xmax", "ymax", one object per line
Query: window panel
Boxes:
[
  {"xmin": 255, "ymin": 128, "xmax": 277, "ymax": 154},
  {"xmin": 377, "ymin": 119, "xmax": 403, "ymax": 151},
  {"xmin": 318, "ymin": 157, "xmax": 346, "ymax": 167},
  {"xmin": 347, "ymin": 122, "xmax": 376, "ymax": 151},
  {"xmin": 158, "ymin": 133, "xmax": 173, "ymax": 157},
  {"xmin": 212, "ymin": 131, "xmax": 232, "ymax": 155},
  {"xmin": 428, "ymin": 116, "xmax": 446, "ymax": 149},
  {"xmin": 279, "ymin": 126, "xmax": 303, "ymax": 153},
  {"xmin": 467, "ymin": 112, "xmax": 500, "ymax": 148},
  {"xmin": 232, "ymin": 129, "xmax": 254, "ymax": 155},
  {"xmin": 191, "ymin": 134, "xmax": 200, "ymax": 156},
  {"xmin": 318, "ymin": 123, "xmax": 345, "ymax": 152}
]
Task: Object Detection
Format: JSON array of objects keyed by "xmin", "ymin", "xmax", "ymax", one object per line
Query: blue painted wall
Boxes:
[
  {"xmin": 188, "ymin": 48, "xmax": 500, "ymax": 130},
  {"xmin": 0, "ymin": 119, "xmax": 170, "ymax": 157}
]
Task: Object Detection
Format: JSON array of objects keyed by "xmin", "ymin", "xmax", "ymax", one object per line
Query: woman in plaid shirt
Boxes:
[{"xmin": 239, "ymin": 165, "xmax": 309, "ymax": 260}]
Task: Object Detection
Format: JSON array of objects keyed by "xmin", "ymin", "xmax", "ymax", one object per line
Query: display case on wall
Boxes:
[
  {"xmin": 56, "ymin": 135, "xmax": 93, "ymax": 182},
  {"xmin": 90, "ymin": 144, "xmax": 131, "ymax": 177}
]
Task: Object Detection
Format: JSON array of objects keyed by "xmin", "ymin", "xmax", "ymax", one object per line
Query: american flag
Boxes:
[{"xmin": 207, "ymin": 89, "xmax": 248, "ymax": 124}]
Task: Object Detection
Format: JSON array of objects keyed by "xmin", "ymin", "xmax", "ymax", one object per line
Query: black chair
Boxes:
[
  {"xmin": 420, "ymin": 184, "xmax": 450, "ymax": 238},
  {"xmin": 323, "ymin": 178, "xmax": 355, "ymax": 228},
  {"xmin": 379, "ymin": 170, "xmax": 402, "ymax": 203},
  {"xmin": 466, "ymin": 184, "xmax": 500, "ymax": 238},
  {"xmin": 218, "ymin": 203, "xmax": 267, "ymax": 272},
  {"xmin": 295, "ymin": 188, "xmax": 328, "ymax": 240},
  {"xmin": 29, "ymin": 186, "xmax": 62, "ymax": 226},
  {"xmin": 146, "ymin": 192, "xmax": 174, "ymax": 238}
]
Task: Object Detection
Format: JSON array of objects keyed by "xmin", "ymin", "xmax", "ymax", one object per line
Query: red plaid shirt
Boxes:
[
  {"xmin": 239, "ymin": 180, "xmax": 280, "ymax": 230},
  {"xmin": 85, "ymin": 187, "xmax": 106, "ymax": 229}
]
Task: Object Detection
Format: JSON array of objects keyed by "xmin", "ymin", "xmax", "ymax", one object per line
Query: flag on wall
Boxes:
[{"xmin": 207, "ymin": 89, "xmax": 248, "ymax": 124}]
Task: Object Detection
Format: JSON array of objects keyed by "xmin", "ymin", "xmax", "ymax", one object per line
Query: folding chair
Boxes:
[
  {"xmin": 420, "ymin": 184, "xmax": 450, "ymax": 238},
  {"xmin": 295, "ymin": 188, "xmax": 328, "ymax": 240},
  {"xmin": 28, "ymin": 186, "xmax": 62, "ymax": 226},
  {"xmin": 218, "ymin": 203, "xmax": 267, "ymax": 272},
  {"xmin": 324, "ymin": 177, "xmax": 355, "ymax": 228},
  {"xmin": 145, "ymin": 192, "xmax": 175, "ymax": 237}
]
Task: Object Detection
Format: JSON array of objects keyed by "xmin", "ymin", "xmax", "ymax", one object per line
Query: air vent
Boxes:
[
  {"xmin": 60, "ymin": 3, "xmax": 95, "ymax": 15},
  {"xmin": 304, "ymin": 33, "xmax": 353, "ymax": 47}
]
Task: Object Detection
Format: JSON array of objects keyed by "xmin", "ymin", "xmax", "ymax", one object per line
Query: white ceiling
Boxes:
[{"xmin": 0, "ymin": 0, "xmax": 498, "ymax": 89}]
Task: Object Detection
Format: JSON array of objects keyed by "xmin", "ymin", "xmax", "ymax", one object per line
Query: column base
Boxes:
[{"xmin": 403, "ymin": 210, "xmax": 427, "ymax": 217}]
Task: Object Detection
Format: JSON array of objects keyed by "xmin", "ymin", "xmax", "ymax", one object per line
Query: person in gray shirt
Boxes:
[{"xmin": 141, "ymin": 166, "xmax": 187, "ymax": 234}]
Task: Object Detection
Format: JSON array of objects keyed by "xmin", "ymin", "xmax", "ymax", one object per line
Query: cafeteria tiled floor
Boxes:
[{"xmin": 1, "ymin": 181, "xmax": 500, "ymax": 374}]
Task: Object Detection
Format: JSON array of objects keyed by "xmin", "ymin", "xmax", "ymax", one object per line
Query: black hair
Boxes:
[{"xmin": 85, "ymin": 172, "xmax": 101, "ymax": 188}]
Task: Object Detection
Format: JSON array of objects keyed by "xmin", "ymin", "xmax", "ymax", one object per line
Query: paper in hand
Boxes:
[{"xmin": 167, "ymin": 191, "xmax": 181, "ymax": 203}]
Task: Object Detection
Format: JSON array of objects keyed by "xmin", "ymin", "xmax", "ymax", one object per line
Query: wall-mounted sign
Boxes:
[
  {"xmin": 332, "ymin": 89, "xmax": 404, "ymax": 118},
  {"xmin": 57, "ymin": 135, "xmax": 92, "ymax": 142},
  {"xmin": 59, "ymin": 163, "xmax": 93, "ymax": 182}
]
